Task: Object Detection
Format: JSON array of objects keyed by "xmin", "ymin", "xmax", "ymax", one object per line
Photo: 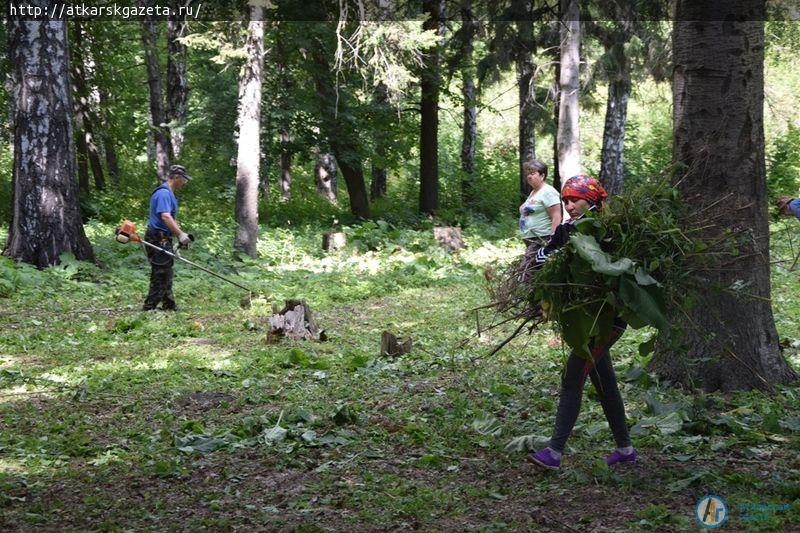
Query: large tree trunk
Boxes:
[
  {"xmin": 556, "ymin": 0, "xmax": 581, "ymax": 183},
  {"xmin": 167, "ymin": 1, "xmax": 189, "ymax": 160},
  {"xmin": 5, "ymin": 12, "xmax": 95, "ymax": 267},
  {"xmin": 460, "ymin": 1, "xmax": 478, "ymax": 207},
  {"xmin": 419, "ymin": 0, "xmax": 443, "ymax": 215},
  {"xmin": 139, "ymin": 2, "xmax": 171, "ymax": 180},
  {"xmin": 310, "ymin": 36, "xmax": 371, "ymax": 219},
  {"xmin": 315, "ymin": 152, "xmax": 338, "ymax": 204},
  {"xmin": 233, "ymin": 7, "xmax": 264, "ymax": 258},
  {"xmin": 649, "ymin": 0, "xmax": 796, "ymax": 391},
  {"xmin": 279, "ymin": 128, "xmax": 292, "ymax": 201},
  {"xmin": 598, "ymin": 42, "xmax": 630, "ymax": 197}
]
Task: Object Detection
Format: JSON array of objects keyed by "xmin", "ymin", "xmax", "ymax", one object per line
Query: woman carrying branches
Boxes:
[{"xmin": 527, "ymin": 175, "xmax": 637, "ymax": 470}]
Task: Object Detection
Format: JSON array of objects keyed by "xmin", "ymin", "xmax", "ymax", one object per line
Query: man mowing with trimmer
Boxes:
[{"xmin": 143, "ymin": 165, "xmax": 193, "ymax": 311}]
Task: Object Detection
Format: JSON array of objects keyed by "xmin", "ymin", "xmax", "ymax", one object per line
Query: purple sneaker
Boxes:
[
  {"xmin": 606, "ymin": 448, "xmax": 637, "ymax": 466},
  {"xmin": 527, "ymin": 448, "xmax": 561, "ymax": 470}
]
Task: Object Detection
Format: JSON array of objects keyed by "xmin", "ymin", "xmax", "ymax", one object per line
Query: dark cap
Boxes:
[{"xmin": 169, "ymin": 164, "xmax": 192, "ymax": 181}]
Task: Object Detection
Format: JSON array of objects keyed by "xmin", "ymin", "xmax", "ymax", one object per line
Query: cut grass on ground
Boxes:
[{"xmin": 1, "ymin": 221, "xmax": 799, "ymax": 530}]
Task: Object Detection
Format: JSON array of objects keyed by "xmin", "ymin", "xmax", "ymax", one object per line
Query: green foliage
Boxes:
[
  {"xmin": 0, "ymin": 215, "xmax": 798, "ymax": 529},
  {"xmin": 523, "ymin": 181, "xmax": 701, "ymax": 357},
  {"xmin": 0, "ymin": 144, "xmax": 11, "ymax": 225},
  {"xmin": 767, "ymin": 123, "xmax": 800, "ymax": 199},
  {"xmin": 0, "ymin": 256, "xmax": 21, "ymax": 297},
  {"xmin": 624, "ymin": 107, "xmax": 673, "ymax": 185}
]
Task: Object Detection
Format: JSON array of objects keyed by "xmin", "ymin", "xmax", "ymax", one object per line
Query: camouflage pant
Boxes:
[{"xmin": 143, "ymin": 228, "xmax": 176, "ymax": 310}]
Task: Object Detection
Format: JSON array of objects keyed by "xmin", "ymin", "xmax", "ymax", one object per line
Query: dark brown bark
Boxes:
[
  {"xmin": 89, "ymin": 31, "xmax": 120, "ymax": 186},
  {"xmin": 517, "ymin": 52, "xmax": 535, "ymax": 202},
  {"xmin": 461, "ymin": 1, "xmax": 478, "ymax": 207},
  {"xmin": 70, "ymin": 21, "xmax": 105, "ymax": 192},
  {"xmin": 419, "ymin": 0, "xmax": 443, "ymax": 215},
  {"xmin": 648, "ymin": 0, "xmax": 796, "ymax": 391},
  {"xmin": 84, "ymin": 120, "xmax": 105, "ymax": 191},
  {"xmin": 4, "ymin": 9, "xmax": 94, "ymax": 267},
  {"xmin": 599, "ymin": 42, "xmax": 630, "ymax": 197},
  {"xmin": 371, "ymin": 82, "xmax": 389, "ymax": 200},
  {"xmin": 370, "ymin": 2, "xmax": 392, "ymax": 201},
  {"xmin": 336, "ymin": 155, "xmax": 370, "ymax": 218},
  {"xmin": 234, "ymin": 7, "xmax": 264, "ymax": 258},
  {"xmin": 309, "ymin": 35, "xmax": 370, "ymax": 219},
  {"xmin": 315, "ymin": 152, "xmax": 338, "ymax": 204},
  {"xmin": 167, "ymin": 0, "xmax": 188, "ymax": 160},
  {"xmin": 371, "ymin": 164, "xmax": 387, "ymax": 200},
  {"xmin": 97, "ymin": 86, "xmax": 119, "ymax": 185},
  {"xmin": 139, "ymin": 1, "xmax": 171, "ymax": 180}
]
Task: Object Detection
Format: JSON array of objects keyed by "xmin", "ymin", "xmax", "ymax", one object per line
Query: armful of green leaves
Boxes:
[{"xmin": 528, "ymin": 182, "xmax": 702, "ymax": 359}]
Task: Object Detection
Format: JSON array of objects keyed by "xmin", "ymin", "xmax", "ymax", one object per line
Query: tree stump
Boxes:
[
  {"xmin": 380, "ymin": 331, "xmax": 412, "ymax": 357},
  {"xmin": 322, "ymin": 231, "xmax": 347, "ymax": 251},
  {"xmin": 433, "ymin": 227, "xmax": 465, "ymax": 252},
  {"xmin": 267, "ymin": 299, "xmax": 325, "ymax": 342}
]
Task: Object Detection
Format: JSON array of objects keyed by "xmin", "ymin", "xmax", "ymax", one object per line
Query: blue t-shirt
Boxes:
[
  {"xmin": 788, "ymin": 198, "xmax": 800, "ymax": 220},
  {"xmin": 148, "ymin": 183, "xmax": 179, "ymax": 235}
]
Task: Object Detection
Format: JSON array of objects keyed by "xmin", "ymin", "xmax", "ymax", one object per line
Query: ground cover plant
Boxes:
[{"xmin": 0, "ymin": 216, "xmax": 798, "ymax": 531}]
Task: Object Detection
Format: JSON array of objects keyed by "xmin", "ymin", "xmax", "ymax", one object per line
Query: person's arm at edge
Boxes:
[
  {"xmin": 546, "ymin": 204, "xmax": 562, "ymax": 234},
  {"xmin": 790, "ymin": 198, "xmax": 800, "ymax": 219},
  {"xmin": 160, "ymin": 212, "xmax": 187, "ymax": 241}
]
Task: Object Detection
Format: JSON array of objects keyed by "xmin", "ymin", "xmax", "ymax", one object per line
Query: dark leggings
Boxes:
[{"xmin": 549, "ymin": 319, "xmax": 631, "ymax": 453}]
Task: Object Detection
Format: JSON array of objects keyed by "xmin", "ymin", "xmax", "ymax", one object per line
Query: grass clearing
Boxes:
[{"xmin": 0, "ymin": 219, "xmax": 798, "ymax": 530}]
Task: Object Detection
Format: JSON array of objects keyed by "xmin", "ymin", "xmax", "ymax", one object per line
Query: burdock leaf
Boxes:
[
  {"xmin": 560, "ymin": 308, "xmax": 594, "ymax": 358},
  {"xmin": 618, "ymin": 276, "xmax": 669, "ymax": 331},
  {"xmin": 570, "ymin": 233, "xmax": 634, "ymax": 277}
]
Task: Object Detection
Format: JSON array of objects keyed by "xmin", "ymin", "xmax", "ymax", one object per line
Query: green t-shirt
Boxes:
[{"xmin": 519, "ymin": 184, "xmax": 561, "ymax": 238}]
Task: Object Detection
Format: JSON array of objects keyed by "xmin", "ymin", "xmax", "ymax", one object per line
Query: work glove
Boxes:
[{"xmin": 178, "ymin": 232, "xmax": 193, "ymax": 249}]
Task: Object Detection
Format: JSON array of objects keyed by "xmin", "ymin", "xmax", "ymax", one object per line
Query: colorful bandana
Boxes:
[{"xmin": 561, "ymin": 175, "xmax": 607, "ymax": 205}]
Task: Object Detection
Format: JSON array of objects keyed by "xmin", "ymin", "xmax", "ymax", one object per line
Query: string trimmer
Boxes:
[{"xmin": 114, "ymin": 220, "xmax": 260, "ymax": 296}]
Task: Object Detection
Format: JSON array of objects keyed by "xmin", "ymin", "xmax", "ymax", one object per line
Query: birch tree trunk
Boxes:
[
  {"xmin": 648, "ymin": 0, "xmax": 796, "ymax": 391},
  {"xmin": 551, "ymin": 58, "xmax": 561, "ymax": 191},
  {"xmin": 4, "ymin": 11, "xmax": 95, "ymax": 267},
  {"xmin": 598, "ymin": 42, "xmax": 629, "ymax": 197},
  {"xmin": 233, "ymin": 6, "xmax": 264, "ymax": 258},
  {"xmin": 315, "ymin": 152, "xmax": 338, "ymax": 204},
  {"xmin": 279, "ymin": 128, "xmax": 292, "ymax": 201},
  {"xmin": 167, "ymin": 1, "xmax": 189, "ymax": 160},
  {"xmin": 139, "ymin": 4, "xmax": 171, "ymax": 180},
  {"xmin": 460, "ymin": 1, "xmax": 478, "ymax": 207},
  {"xmin": 557, "ymin": 0, "xmax": 581, "ymax": 183}
]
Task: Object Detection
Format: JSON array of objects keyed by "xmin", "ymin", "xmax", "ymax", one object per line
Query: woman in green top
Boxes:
[
  {"xmin": 517, "ymin": 160, "xmax": 562, "ymax": 285},
  {"xmin": 519, "ymin": 159, "xmax": 562, "ymax": 244}
]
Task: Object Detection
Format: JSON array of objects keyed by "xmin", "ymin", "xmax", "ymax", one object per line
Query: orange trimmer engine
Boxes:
[{"xmin": 115, "ymin": 220, "xmax": 142, "ymax": 244}]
